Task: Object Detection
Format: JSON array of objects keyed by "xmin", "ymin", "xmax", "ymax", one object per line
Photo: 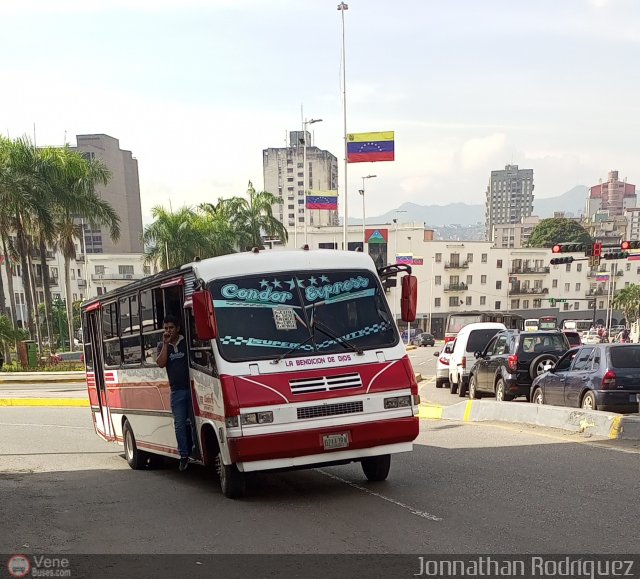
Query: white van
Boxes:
[
  {"xmin": 448, "ymin": 322, "xmax": 506, "ymax": 397},
  {"xmin": 524, "ymin": 318, "xmax": 539, "ymax": 332}
]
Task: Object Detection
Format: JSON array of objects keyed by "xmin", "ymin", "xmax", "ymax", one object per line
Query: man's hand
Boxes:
[{"xmin": 163, "ymin": 331, "xmax": 171, "ymax": 343}]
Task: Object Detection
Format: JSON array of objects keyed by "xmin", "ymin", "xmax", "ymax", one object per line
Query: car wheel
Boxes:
[
  {"xmin": 581, "ymin": 391, "xmax": 597, "ymax": 411},
  {"xmin": 532, "ymin": 388, "xmax": 544, "ymax": 405},
  {"xmin": 361, "ymin": 454, "xmax": 391, "ymax": 481},
  {"xmin": 435, "ymin": 378, "xmax": 445, "ymax": 388},
  {"xmin": 449, "ymin": 379, "xmax": 458, "ymax": 395},
  {"xmin": 529, "ymin": 354, "xmax": 558, "ymax": 379},
  {"xmin": 458, "ymin": 379, "xmax": 467, "ymax": 398},
  {"xmin": 469, "ymin": 375, "xmax": 481, "ymax": 399},
  {"xmin": 495, "ymin": 378, "xmax": 506, "ymax": 402}
]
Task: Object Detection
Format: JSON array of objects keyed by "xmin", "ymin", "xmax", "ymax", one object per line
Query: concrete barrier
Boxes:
[
  {"xmin": 419, "ymin": 399, "xmax": 640, "ymax": 440},
  {"xmin": 0, "ymin": 372, "xmax": 85, "ymax": 384}
]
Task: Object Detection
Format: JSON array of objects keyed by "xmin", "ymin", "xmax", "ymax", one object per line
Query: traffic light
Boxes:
[
  {"xmin": 621, "ymin": 240, "xmax": 640, "ymax": 250},
  {"xmin": 550, "ymin": 256, "xmax": 574, "ymax": 265},
  {"xmin": 593, "ymin": 242, "xmax": 602, "ymax": 257},
  {"xmin": 549, "ymin": 298, "xmax": 555, "ymax": 307},
  {"xmin": 552, "ymin": 243, "xmax": 588, "ymax": 253},
  {"xmin": 603, "ymin": 251, "xmax": 629, "ymax": 260}
]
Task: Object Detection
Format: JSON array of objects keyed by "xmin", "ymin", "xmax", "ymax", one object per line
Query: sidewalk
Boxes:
[{"xmin": 0, "ymin": 371, "xmax": 85, "ymax": 384}]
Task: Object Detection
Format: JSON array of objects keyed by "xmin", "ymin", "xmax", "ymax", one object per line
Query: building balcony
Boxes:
[
  {"xmin": 76, "ymin": 254, "xmax": 85, "ymax": 262},
  {"xmin": 509, "ymin": 286, "xmax": 549, "ymax": 296},
  {"xmin": 586, "ymin": 288, "xmax": 606, "ymax": 297},
  {"xmin": 586, "ymin": 270, "xmax": 623, "ymax": 278},
  {"xmin": 444, "ymin": 283, "xmax": 468, "ymax": 292},
  {"xmin": 91, "ymin": 273, "xmax": 144, "ymax": 281},
  {"xmin": 34, "ymin": 275, "xmax": 59, "ymax": 287},
  {"xmin": 444, "ymin": 261, "xmax": 469, "ymax": 269},
  {"xmin": 77, "ymin": 279, "xmax": 87, "ymax": 288},
  {"xmin": 509, "ymin": 266, "xmax": 550, "ymax": 275}
]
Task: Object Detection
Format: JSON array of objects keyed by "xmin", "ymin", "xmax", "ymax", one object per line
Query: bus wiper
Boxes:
[
  {"xmin": 313, "ymin": 319, "xmax": 364, "ymax": 356},
  {"xmin": 271, "ymin": 333, "xmax": 316, "ymax": 364}
]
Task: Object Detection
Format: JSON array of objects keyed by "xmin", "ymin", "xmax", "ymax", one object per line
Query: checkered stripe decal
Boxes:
[
  {"xmin": 219, "ymin": 336, "xmax": 314, "ymax": 351},
  {"xmin": 316, "ymin": 321, "xmax": 392, "ymax": 350}
]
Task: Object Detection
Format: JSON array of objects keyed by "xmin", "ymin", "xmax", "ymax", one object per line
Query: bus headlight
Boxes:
[
  {"xmin": 384, "ymin": 395, "xmax": 412, "ymax": 409},
  {"xmin": 240, "ymin": 411, "xmax": 274, "ymax": 425}
]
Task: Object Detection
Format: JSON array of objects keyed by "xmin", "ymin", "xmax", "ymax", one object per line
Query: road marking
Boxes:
[
  {"xmin": 418, "ymin": 405, "xmax": 442, "ymax": 419},
  {"xmin": 463, "ymin": 401, "xmax": 473, "ymax": 421},
  {"xmin": 609, "ymin": 415, "xmax": 623, "ymax": 439},
  {"xmin": 315, "ymin": 468, "xmax": 443, "ymax": 521},
  {"xmin": 0, "ymin": 422, "xmax": 92, "ymax": 430},
  {"xmin": 0, "ymin": 398, "xmax": 89, "ymax": 407}
]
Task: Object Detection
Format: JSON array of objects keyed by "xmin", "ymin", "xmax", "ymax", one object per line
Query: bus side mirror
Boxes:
[
  {"xmin": 192, "ymin": 290, "xmax": 217, "ymax": 340},
  {"xmin": 401, "ymin": 275, "xmax": 417, "ymax": 323}
]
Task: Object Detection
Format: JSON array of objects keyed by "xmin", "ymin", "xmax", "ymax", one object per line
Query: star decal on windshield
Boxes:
[
  {"xmin": 320, "ymin": 275, "xmax": 329, "ymax": 283},
  {"xmin": 272, "ymin": 279, "xmax": 282, "ymax": 288},
  {"xmin": 308, "ymin": 276, "xmax": 317, "ymax": 285},
  {"xmin": 260, "ymin": 279, "xmax": 270, "ymax": 288},
  {"xmin": 287, "ymin": 278, "xmax": 296, "ymax": 290}
]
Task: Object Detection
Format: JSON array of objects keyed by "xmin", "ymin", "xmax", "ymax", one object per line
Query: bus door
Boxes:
[{"xmin": 84, "ymin": 307, "xmax": 115, "ymax": 441}]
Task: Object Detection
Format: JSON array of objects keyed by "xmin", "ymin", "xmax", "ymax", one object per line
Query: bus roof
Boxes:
[{"xmin": 82, "ymin": 249, "xmax": 377, "ymax": 310}]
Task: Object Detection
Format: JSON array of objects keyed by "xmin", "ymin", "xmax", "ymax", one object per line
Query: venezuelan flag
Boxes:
[
  {"xmin": 347, "ymin": 131, "xmax": 394, "ymax": 163},
  {"xmin": 306, "ymin": 190, "xmax": 338, "ymax": 210}
]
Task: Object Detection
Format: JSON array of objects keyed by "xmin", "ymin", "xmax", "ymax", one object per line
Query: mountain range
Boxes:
[{"xmin": 352, "ymin": 185, "xmax": 588, "ymax": 228}]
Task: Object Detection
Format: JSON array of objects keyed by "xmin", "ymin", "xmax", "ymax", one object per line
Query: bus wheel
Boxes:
[
  {"xmin": 123, "ymin": 420, "xmax": 148, "ymax": 470},
  {"xmin": 216, "ymin": 452, "xmax": 246, "ymax": 499},
  {"xmin": 361, "ymin": 454, "xmax": 391, "ymax": 482}
]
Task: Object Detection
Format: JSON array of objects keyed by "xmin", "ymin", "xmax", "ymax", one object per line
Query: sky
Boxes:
[{"xmin": 1, "ymin": 0, "xmax": 639, "ymax": 225}]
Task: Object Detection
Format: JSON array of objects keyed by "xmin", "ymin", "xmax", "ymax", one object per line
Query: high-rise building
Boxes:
[
  {"xmin": 73, "ymin": 134, "xmax": 143, "ymax": 254},
  {"xmin": 263, "ymin": 131, "xmax": 339, "ymax": 234},
  {"xmin": 485, "ymin": 164, "xmax": 534, "ymax": 241},
  {"xmin": 586, "ymin": 170, "xmax": 636, "ymax": 218}
]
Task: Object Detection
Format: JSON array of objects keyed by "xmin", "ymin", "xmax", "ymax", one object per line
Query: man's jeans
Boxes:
[{"xmin": 170, "ymin": 388, "xmax": 196, "ymax": 459}]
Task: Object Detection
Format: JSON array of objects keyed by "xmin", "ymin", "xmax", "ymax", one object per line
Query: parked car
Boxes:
[
  {"xmin": 581, "ymin": 330, "xmax": 602, "ymax": 345},
  {"xmin": 433, "ymin": 341, "xmax": 454, "ymax": 388},
  {"xmin": 468, "ymin": 330, "xmax": 570, "ymax": 401},
  {"xmin": 448, "ymin": 322, "xmax": 506, "ymax": 397},
  {"xmin": 401, "ymin": 328, "xmax": 421, "ymax": 342},
  {"xmin": 530, "ymin": 344, "xmax": 640, "ymax": 413},
  {"xmin": 412, "ymin": 333, "xmax": 435, "ymax": 347},
  {"xmin": 50, "ymin": 351, "xmax": 84, "ymax": 364},
  {"xmin": 562, "ymin": 330, "xmax": 582, "ymax": 347}
]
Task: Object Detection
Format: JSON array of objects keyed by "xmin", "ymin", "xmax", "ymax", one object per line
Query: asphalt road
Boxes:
[
  {"xmin": 1, "ymin": 406, "xmax": 639, "ymax": 560},
  {"xmin": 0, "ymin": 381, "xmax": 86, "ymax": 398}
]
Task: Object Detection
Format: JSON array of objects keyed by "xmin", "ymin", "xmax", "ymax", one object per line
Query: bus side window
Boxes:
[
  {"xmin": 102, "ymin": 302, "xmax": 122, "ymax": 368},
  {"xmin": 141, "ymin": 288, "xmax": 164, "ymax": 366},
  {"xmin": 187, "ymin": 309, "xmax": 217, "ymax": 376}
]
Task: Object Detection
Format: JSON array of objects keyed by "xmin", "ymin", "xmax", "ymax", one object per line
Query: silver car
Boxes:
[{"xmin": 433, "ymin": 342, "xmax": 454, "ymax": 388}]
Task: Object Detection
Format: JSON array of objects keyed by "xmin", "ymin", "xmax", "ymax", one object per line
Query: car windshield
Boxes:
[
  {"xmin": 466, "ymin": 329, "xmax": 502, "ymax": 353},
  {"xmin": 610, "ymin": 346, "xmax": 640, "ymax": 368},
  {"xmin": 521, "ymin": 334, "xmax": 567, "ymax": 354},
  {"xmin": 210, "ymin": 269, "xmax": 397, "ymax": 362}
]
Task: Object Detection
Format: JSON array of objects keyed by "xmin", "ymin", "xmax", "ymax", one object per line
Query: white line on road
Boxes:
[
  {"xmin": 0, "ymin": 422, "xmax": 92, "ymax": 430},
  {"xmin": 315, "ymin": 468, "xmax": 443, "ymax": 521}
]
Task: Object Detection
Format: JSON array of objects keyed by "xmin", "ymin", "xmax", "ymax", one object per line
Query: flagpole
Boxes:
[{"xmin": 338, "ymin": 2, "xmax": 349, "ymax": 250}]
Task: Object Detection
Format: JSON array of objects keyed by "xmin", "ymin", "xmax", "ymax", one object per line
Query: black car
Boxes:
[
  {"xmin": 468, "ymin": 330, "xmax": 570, "ymax": 401},
  {"xmin": 412, "ymin": 333, "xmax": 435, "ymax": 347},
  {"xmin": 531, "ymin": 343, "xmax": 640, "ymax": 413}
]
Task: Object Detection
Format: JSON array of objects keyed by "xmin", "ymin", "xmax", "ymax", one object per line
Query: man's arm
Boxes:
[{"xmin": 157, "ymin": 341, "xmax": 170, "ymax": 368}]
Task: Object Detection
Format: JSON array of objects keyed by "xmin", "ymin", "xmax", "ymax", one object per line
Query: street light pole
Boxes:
[
  {"xmin": 338, "ymin": 2, "xmax": 349, "ymax": 249},
  {"xmin": 303, "ymin": 118, "xmax": 322, "ymax": 245},
  {"xmin": 359, "ymin": 174, "xmax": 376, "ymax": 249}
]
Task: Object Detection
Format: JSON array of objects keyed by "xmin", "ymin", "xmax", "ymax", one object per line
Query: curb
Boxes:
[
  {"xmin": 414, "ymin": 373, "xmax": 423, "ymax": 383},
  {"xmin": 0, "ymin": 372, "xmax": 85, "ymax": 384},
  {"xmin": 418, "ymin": 399, "xmax": 640, "ymax": 440},
  {"xmin": 406, "ymin": 345, "xmax": 417, "ymax": 351},
  {"xmin": 0, "ymin": 398, "xmax": 89, "ymax": 407}
]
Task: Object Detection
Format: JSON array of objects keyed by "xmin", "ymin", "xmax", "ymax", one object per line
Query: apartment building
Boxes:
[
  {"xmin": 282, "ymin": 225, "xmax": 629, "ymax": 337},
  {"xmin": 262, "ymin": 130, "xmax": 339, "ymax": 234},
  {"xmin": 485, "ymin": 164, "xmax": 534, "ymax": 241},
  {"xmin": 624, "ymin": 208, "xmax": 640, "ymax": 240},
  {"xmin": 586, "ymin": 170, "xmax": 636, "ymax": 218},
  {"xmin": 492, "ymin": 216, "xmax": 541, "ymax": 248}
]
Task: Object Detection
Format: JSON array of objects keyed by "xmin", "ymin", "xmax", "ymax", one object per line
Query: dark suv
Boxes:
[{"xmin": 468, "ymin": 330, "xmax": 570, "ymax": 401}]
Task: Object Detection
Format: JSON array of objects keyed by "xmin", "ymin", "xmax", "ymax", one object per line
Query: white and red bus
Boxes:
[
  {"xmin": 444, "ymin": 311, "xmax": 524, "ymax": 343},
  {"xmin": 81, "ymin": 249, "xmax": 420, "ymax": 498}
]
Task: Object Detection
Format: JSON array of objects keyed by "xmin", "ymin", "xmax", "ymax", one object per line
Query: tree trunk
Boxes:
[
  {"xmin": 1, "ymin": 236, "xmax": 18, "ymax": 329},
  {"xmin": 39, "ymin": 236, "xmax": 54, "ymax": 350},
  {"xmin": 16, "ymin": 224, "xmax": 36, "ymax": 338},
  {"xmin": 25, "ymin": 236, "xmax": 43, "ymax": 354},
  {"xmin": 64, "ymin": 255, "xmax": 75, "ymax": 352}
]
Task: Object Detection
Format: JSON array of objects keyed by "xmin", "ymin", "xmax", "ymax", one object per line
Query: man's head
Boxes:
[{"xmin": 163, "ymin": 315, "xmax": 181, "ymax": 340}]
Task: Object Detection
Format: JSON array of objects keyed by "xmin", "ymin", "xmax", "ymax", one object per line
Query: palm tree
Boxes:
[
  {"xmin": 196, "ymin": 199, "xmax": 240, "ymax": 256},
  {"xmin": 142, "ymin": 206, "xmax": 204, "ymax": 269},
  {"xmin": 231, "ymin": 181, "xmax": 287, "ymax": 250},
  {"xmin": 613, "ymin": 284, "xmax": 640, "ymax": 327},
  {"xmin": 48, "ymin": 146, "xmax": 120, "ymax": 350}
]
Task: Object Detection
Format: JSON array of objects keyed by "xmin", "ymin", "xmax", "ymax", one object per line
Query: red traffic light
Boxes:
[
  {"xmin": 593, "ymin": 242, "xmax": 602, "ymax": 257},
  {"xmin": 621, "ymin": 240, "xmax": 631, "ymax": 251},
  {"xmin": 552, "ymin": 245, "xmax": 562, "ymax": 254}
]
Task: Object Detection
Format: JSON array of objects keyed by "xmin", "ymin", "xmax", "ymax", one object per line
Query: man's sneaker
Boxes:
[{"xmin": 178, "ymin": 457, "xmax": 189, "ymax": 472}]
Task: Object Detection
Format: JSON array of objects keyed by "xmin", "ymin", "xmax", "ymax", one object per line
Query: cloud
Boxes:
[{"xmin": 459, "ymin": 133, "xmax": 509, "ymax": 172}]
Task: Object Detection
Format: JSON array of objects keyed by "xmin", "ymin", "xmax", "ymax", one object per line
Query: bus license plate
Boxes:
[{"xmin": 323, "ymin": 433, "xmax": 349, "ymax": 450}]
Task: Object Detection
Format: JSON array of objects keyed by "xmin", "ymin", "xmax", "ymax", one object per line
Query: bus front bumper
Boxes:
[{"xmin": 228, "ymin": 416, "xmax": 419, "ymax": 472}]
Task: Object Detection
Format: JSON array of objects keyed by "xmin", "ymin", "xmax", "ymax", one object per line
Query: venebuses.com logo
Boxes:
[{"xmin": 6, "ymin": 555, "xmax": 31, "ymax": 578}]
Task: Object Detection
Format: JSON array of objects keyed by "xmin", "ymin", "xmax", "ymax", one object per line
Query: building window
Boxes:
[
  {"xmin": 552, "ymin": 279, "xmax": 558, "ymax": 288},
  {"xmin": 566, "ymin": 263, "xmax": 571, "ymax": 272},
  {"xmin": 435, "ymin": 253, "xmax": 442, "ymax": 263},
  {"xmin": 576, "ymin": 283, "xmax": 581, "ymax": 291},
  {"xmin": 497, "ymin": 260, "xmax": 502, "ymax": 268},
  {"xmin": 466, "ymin": 253, "xmax": 473, "ymax": 263},
  {"xmin": 627, "ymin": 263, "xmax": 631, "ymax": 271},
  {"xmin": 523, "ymin": 300, "xmax": 529, "ymax": 309},
  {"xmin": 481, "ymin": 275, "xmax": 487, "ymax": 284},
  {"xmin": 511, "ymin": 299, "xmax": 520, "ymax": 309},
  {"xmin": 434, "ymin": 275, "xmax": 441, "ymax": 285},
  {"xmin": 95, "ymin": 265, "xmax": 105, "ymax": 275},
  {"xmin": 533, "ymin": 299, "xmax": 542, "ymax": 308},
  {"xmin": 466, "ymin": 275, "xmax": 472, "ymax": 285},
  {"xmin": 577, "ymin": 263, "xmax": 582, "ymax": 272},
  {"xmin": 574, "ymin": 302, "xmax": 580, "ymax": 310},
  {"xmin": 496, "ymin": 281, "xmax": 502, "ymax": 290},
  {"xmin": 564, "ymin": 303, "xmax": 569, "ymax": 311},
  {"xmin": 287, "ymin": 177, "xmax": 293, "ymax": 182},
  {"xmin": 465, "ymin": 296, "xmax": 472, "ymax": 306},
  {"xmin": 449, "ymin": 296, "xmax": 459, "ymax": 307},
  {"xmin": 435, "ymin": 298, "xmax": 441, "ymax": 307},
  {"xmin": 599, "ymin": 301, "xmax": 604, "ymax": 309},
  {"xmin": 480, "ymin": 296, "xmax": 486, "ymax": 306},
  {"xmin": 495, "ymin": 301, "xmax": 501, "ymax": 310}
]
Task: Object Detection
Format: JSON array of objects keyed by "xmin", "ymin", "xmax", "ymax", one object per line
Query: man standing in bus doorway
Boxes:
[{"xmin": 157, "ymin": 315, "xmax": 195, "ymax": 472}]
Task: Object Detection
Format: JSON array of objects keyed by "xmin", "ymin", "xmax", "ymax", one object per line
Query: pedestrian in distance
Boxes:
[{"xmin": 157, "ymin": 315, "xmax": 196, "ymax": 472}]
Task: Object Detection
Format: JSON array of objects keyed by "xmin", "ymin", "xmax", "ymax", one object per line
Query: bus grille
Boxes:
[
  {"xmin": 297, "ymin": 401, "xmax": 364, "ymax": 420},
  {"xmin": 289, "ymin": 372, "xmax": 362, "ymax": 394}
]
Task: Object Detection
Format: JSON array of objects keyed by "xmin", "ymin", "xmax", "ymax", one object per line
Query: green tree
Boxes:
[
  {"xmin": 527, "ymin": 218, "xmax": 592, "ymax": 248},
  {"xmin": 612, "ymin": 284, "xmax": 640, "ymax": 326},
  {"xmin": 0, "ymin": 313, "xmax": 28, "ymax": 365},
  {"xmin": 231, "ymin": 181, "xmax": 288, "ymax": 250}
]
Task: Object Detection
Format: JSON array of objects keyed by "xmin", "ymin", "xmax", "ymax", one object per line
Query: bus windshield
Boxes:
[
  {"xmin": 210, "ymin": 269, "xmax": 398, "ymax": 362},
  {"xmin": 446, "ymin": 314, "xmax": 483, "ymax": 334}
]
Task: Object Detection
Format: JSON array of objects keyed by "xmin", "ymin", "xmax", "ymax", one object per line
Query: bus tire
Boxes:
[
  {"xmin": 361, "ymin": 454, "xmax": 391, "ymax": 482},
  {"xmin": 123, "ymin": 420, "xmax": 149, "ymax": 470},
  {"xmin": 217, "ymin": 452, "xmax": 246, "ymax": 499}
]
